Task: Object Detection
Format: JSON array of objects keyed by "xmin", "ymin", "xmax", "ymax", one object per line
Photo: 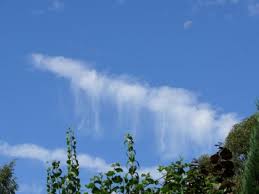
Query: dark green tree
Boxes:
[
  {"xmin": 0, "ymin": 161, "xmax": 18, "ymax": 194},
  {"xmin": 240, "ymin": 113, "xmax": 259, "ymax": 193},
  {"xmin": 225, "ymin": 114, "xmax": 257, "ymax": 170},
  {"xmin": 224, "ymin": 114, "xmax": 257, "ymax": 192}
]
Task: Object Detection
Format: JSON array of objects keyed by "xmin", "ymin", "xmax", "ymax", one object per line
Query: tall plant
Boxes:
[
  {"xmin": 86, "ymin": 133, "xmax": 159, "ymax": 194},
  {"xmin": 47, "ymin": 129, "xmax": 81, "ymax": 194}
]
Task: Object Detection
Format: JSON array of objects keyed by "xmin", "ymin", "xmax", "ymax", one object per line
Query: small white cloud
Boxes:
[
  {"xmin": 139, "ymin": 166, "xmax": 161, "ymax": 179},
  {"xmin": 0, "ymin": 141, "xmax": 110, "ymax": 172},
  {"xmin": 17, "ymin": 183, "xmax": 43, "ymax": 194},
  {"xmin": 32, "ymin": 0, "xmax": 64, "ymax": 15},
  {"xmin": 184, "ymin": 20, "xmax": 193, "ymax": 29},
  {"xmin": 248, "ymin": 3, "xmax": 259, "ymax": 16},
  {"xmin": 31, "ymin": 53, "xmax": 239, "ymax": 159},
  {"xmin": 197, "ymin": 0, "xmax": 239, "ymax": 6},
  {"xmin": 48, "ymin": 0, "xmax": 64, "ymax": 12},
  {"xmin": 231, "ymin": 0, "xmax": 239, "ymax": 4},
  {"xmin": 0, "ymin": 140, "xmax": 161, "ymax": 179},
  {"xmin": 116, "ymin": 0, "xmax": 126, "ymax": 5}
]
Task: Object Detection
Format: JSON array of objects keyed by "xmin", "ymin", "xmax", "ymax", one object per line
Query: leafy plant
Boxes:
[
  {"xmin": 86, "ymin": 133, "xmax": 159, "ymax": 194},
  {"xmin": 47, "ymin": 129, "xmax": 81, "ymax": 194}
]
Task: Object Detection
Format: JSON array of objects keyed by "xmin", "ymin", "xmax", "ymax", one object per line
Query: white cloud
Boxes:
[
  {"xmin": 116, "ymin": 0, "xmax": 126, "ymax": 5},
  {"xmin": 197, "ymin": 0, "xmax": 239, "ymax": 6},
  {"xmin": 139, "ymin": 166, "xmax": 161, "ymax": 179},
  {"xmin": 17, "ymin": 183, "xmax": 44, "ymax": 194},
  {"xmin": 193, "ymin": 0, "xmax": 259, "ymax": 18},
  {"xmin": 0, "ymin": 141, "xmax": 110, "ymax": 172},
  {"xmin": 184, "ymin": 20, "xmax": 193, "ymax": 29},
  {"xmin": 31, "ymin": 53, "xmax": 239, "ymax": 159},
  {"xmin": 0, "ymin": 140, "xmax": 162, "ymax": 179},
  {"xmin": 32, "ymin": 0, "xmax": 64, "ymax": 15},
  {"xmin": 248, "ymin": 2, "xmax": 259, "ymax": 16},
  {"xmin": 48, "ymin": 0, "xmax": 64, "ymax": 12}
]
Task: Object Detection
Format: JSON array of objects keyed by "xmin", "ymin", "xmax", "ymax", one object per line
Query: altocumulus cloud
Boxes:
[{"xmin": 31, "ymin": 53, "xmax": 239, "ymax": 159}]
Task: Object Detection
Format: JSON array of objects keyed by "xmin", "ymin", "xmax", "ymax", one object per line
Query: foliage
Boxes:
[
  {"xmin": 209, "ymin": 146, "xmax": 235, "ymax": 193},
  {"xmin": 86, "ymin": 133, "xmax": 159, "ymax": 194},
  {"xmin": 158, "ymin": 159, "xmax": 211, "ymax": 194},
  {"xmin": 0, "ymin": 161, "xmax": 18, "ymax": 194},
  {"xmin": 224, "ymin": 113, "xmax": 258, "ymax": 192},
  {"xmin": 225, "ymin": 114, "xmax": 257, "ymax": 172},
  {"xmin": 197, "ymin": 154, "xmax": 214, "ymax": 177},
  {"xmin": 47, "ymin": 129, "xmax": 81, "ymax": 194},
  {"xmin": 240, "ymin": 113, "xmax": 259, "ymax": 194},
  {"xmin": 47, "ymin": 129, "xmax": 237, "ymax": 194}
]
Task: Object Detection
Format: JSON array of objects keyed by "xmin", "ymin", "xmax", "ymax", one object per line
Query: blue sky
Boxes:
[{"xmin": 0, "ymin": 0, "xmax": 259, "ymax": 193}]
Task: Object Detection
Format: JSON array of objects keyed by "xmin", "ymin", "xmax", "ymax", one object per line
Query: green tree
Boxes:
[
  {"xmin": 0, "ymin": 161, "xmax": 18, "ymax": 194},
  {"xmin": 224, "ymin": 114, "xmax": 257, "ymax": 192},
  {"xmin": 225, "ymin": 114, "xmax": 257, "ymax": 171},
  {"xmin": 240, "ymin": 113, "xmax": 259, "ymax": 194}
]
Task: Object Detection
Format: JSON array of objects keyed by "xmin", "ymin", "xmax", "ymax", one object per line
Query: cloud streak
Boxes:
[
  {"xmin": 0, "ymin": 141, "xmax": 110, "ymax": 172},
  {"xmin": 0, "ymin": 140, "xmax": 161, "ymax": 179},
  {"xmin": 31, "ymin": 53, "xmax": 238, "ymax": 159},
  {"xmin": 184, "ymin": 20, "xmax": 193, "ymax": 30},
  {"xmin": 196, "ymin": 0, "xmax": 239, "ymax": 6},
  {"xmin": 49, "ymin": 0, "xmax": 64, "ymax": 11},
  {"xmin": 248, "ymin": 2, "xmax": 259, "ymax": 16},
  {"xmin": 17, "ymin": 183, "xmax": 44, "ymax": 194}
]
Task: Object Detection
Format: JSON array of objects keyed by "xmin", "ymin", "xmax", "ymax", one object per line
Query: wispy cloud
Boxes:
[
  {"xmin": 196, "ymin": 0, "xmax": 239, "ymax": 6},
  {"xmin": 248, "ymin": 2, "xmax": 259, "ymax": 16},
  {"xmin": 32, "ymin": 0, "xmax": 64, "ymax": 15},
  {"xmin": 49, "ymin": 0, "xmax": 64, "ymax": 11},
  {"xmin": 192, "ymin": 0, "xmax": 243, "ymax": 17},
  {"xmin": 17, "ymin": 183, "xmax": 44, "ymax": 194},
  {"xmin": 0, "ymin": 141, "xmax": 110, "ymax": 172},
  {"xmin": 116, "ymin": 0, "xmax": 126, "ymax": 5},
  {"xmin": 31, "ymin": 53, "xmax": 238, "ymax": 159},
  {"xmin": 0, "ymin": 140, "xmax": 161, "ymax": 178},
  {"xmin": 194, "ymin": 0, "xmax": 259, "ymax": 17},
  {"xmin": 184, "ymin": 20, "xmax": 193, "ymax": 30}
]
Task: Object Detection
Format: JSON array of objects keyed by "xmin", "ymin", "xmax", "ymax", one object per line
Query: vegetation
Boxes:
[
  {"xmin": 47, "ymin": 129, "xmax": 81, "ymax": 194},
  {"xmin": 240, "ymin": 113, "xmax": 259, "ymax": 193},
  {"xmin": 47, "ymin": 129, "xmax": 237, "ymax": 193},
  {"xmin": 223, "ymin": 115, "xmax": 257, "ymax": 192},
  {"xmin": 224, "ymin": 104, "xmax": 259, "ymax": 192},
  {"xmin": 0, "ymin": 161, "xmax": 18, "ymax": 194},
  {"xmin": 46, "ymin": 105, "xmax": 259, "ymax": 194},
  {"xmin": 2, "ymin": 105, "xmax": 257, "ymax": 193},
  {"xmin": 225, "ymin": 114, "xmax": 257, "ymax": 173}
]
